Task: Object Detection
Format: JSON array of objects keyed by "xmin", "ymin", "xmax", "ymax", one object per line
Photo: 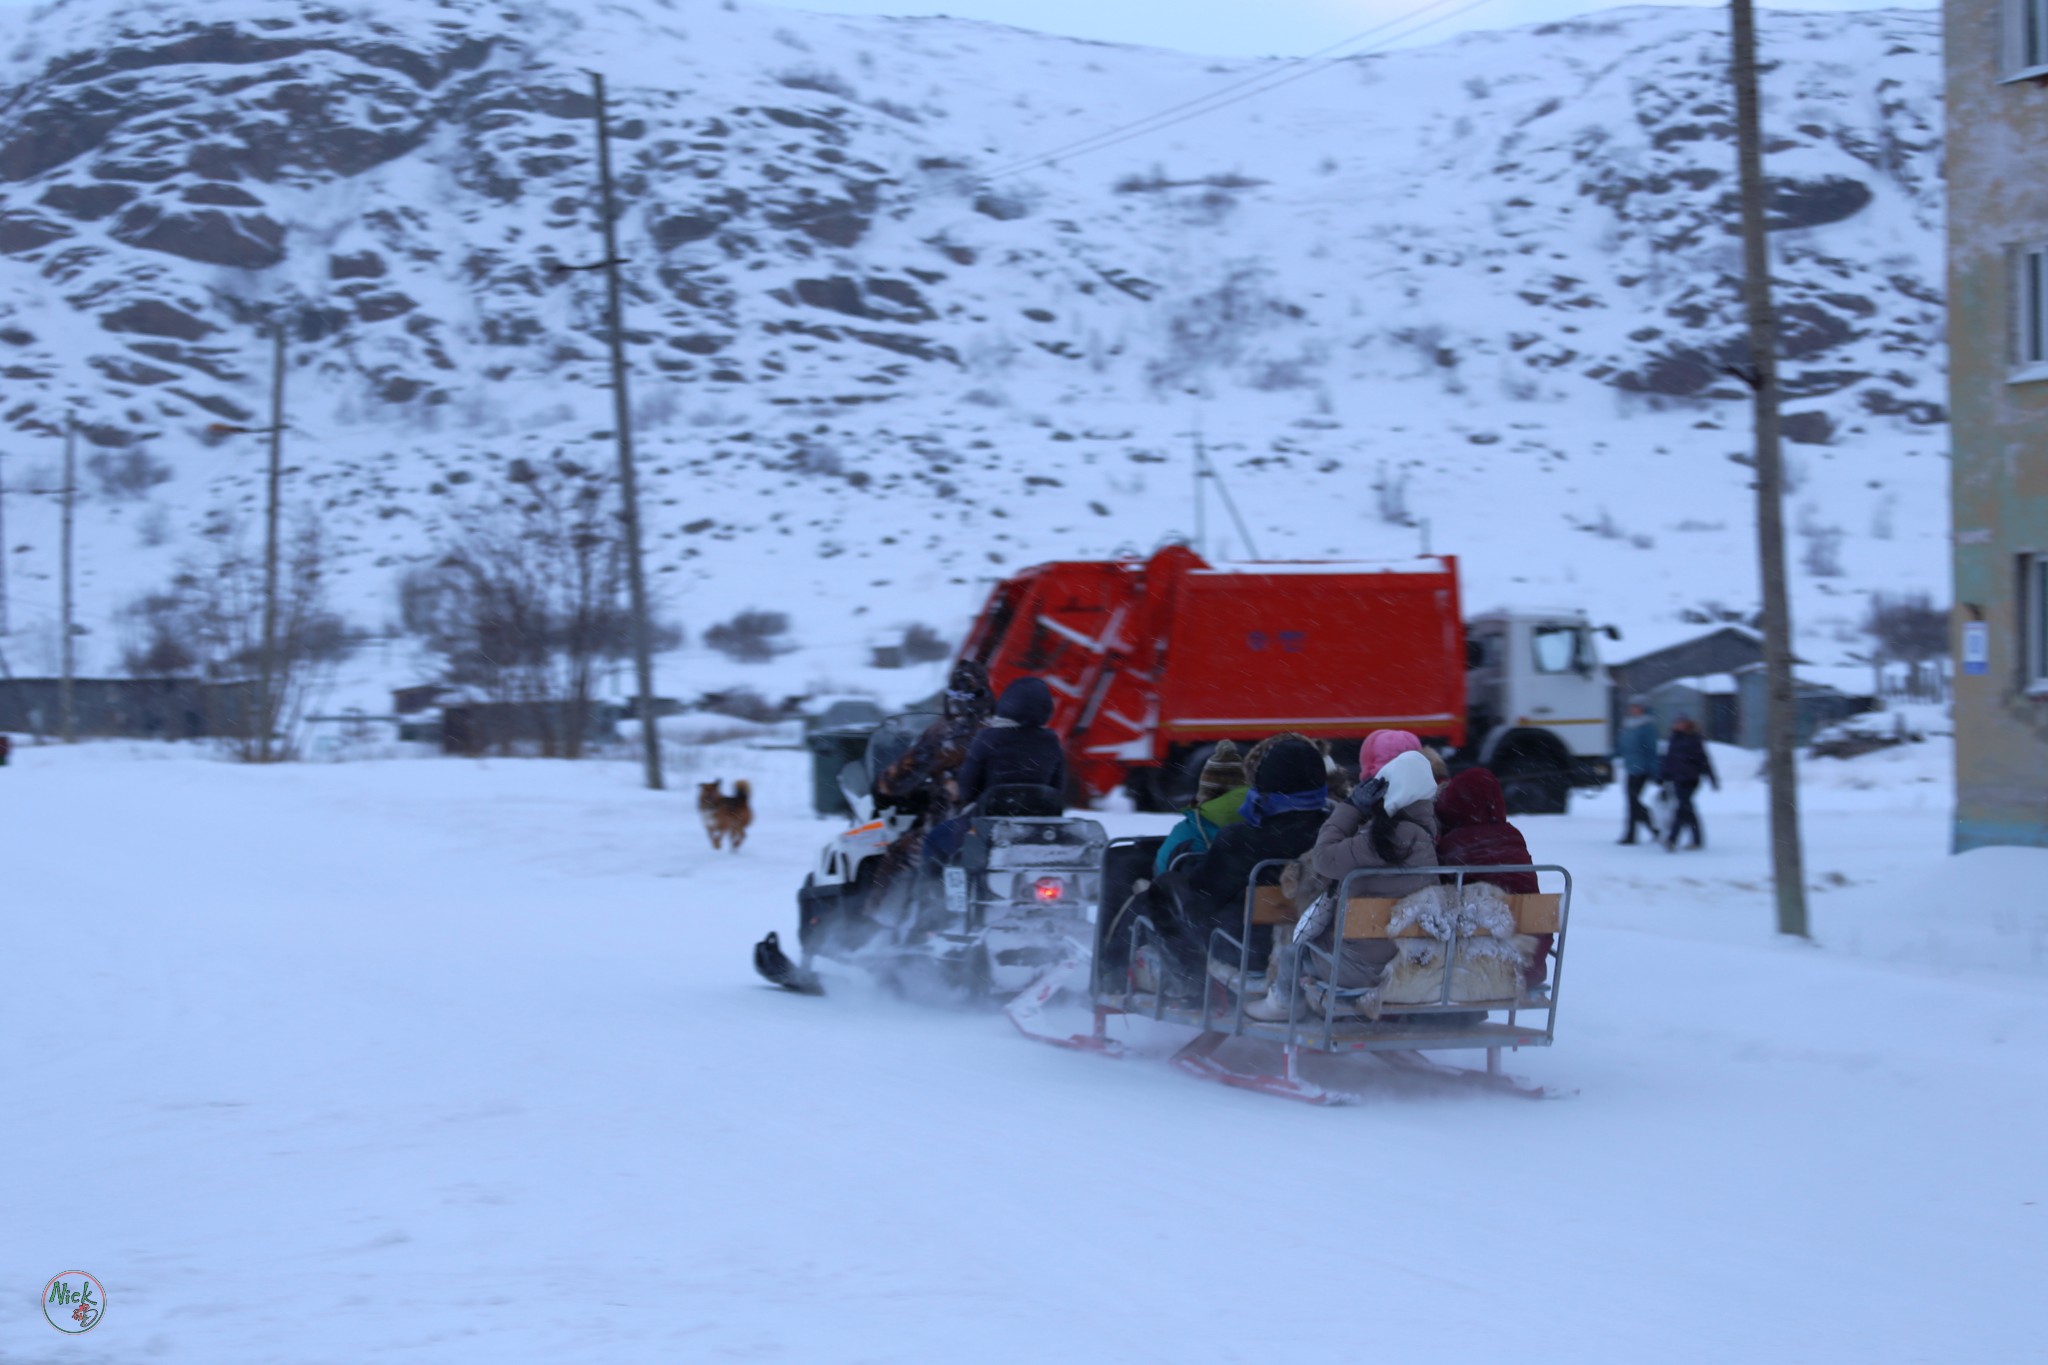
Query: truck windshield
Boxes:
[{"xmin": 1531, "ymin": 624, "xmax": 1590, "ymax": 675}]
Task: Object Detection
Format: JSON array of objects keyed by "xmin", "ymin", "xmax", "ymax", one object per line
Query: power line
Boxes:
[{"xmin": 979, "ymin": 0, "xmax": 1499, "ymax": 184}]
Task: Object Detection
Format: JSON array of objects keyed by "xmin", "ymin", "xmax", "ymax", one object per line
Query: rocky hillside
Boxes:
[{"xmin": 0, "ymin": 0, "xmax": 1946, "ymax": 690}]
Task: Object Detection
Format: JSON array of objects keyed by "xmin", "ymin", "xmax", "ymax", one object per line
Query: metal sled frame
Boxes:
[{"xmin": 1080, "ymin": 857, "xmax": 1572, "ymax": 1104}]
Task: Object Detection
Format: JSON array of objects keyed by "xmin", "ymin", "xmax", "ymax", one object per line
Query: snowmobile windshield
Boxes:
[{"xmin": 865, "ymin": 713, "xmax": 940, "ymax": 787}]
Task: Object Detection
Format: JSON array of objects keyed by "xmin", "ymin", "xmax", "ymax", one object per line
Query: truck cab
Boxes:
[{"xmin": 1464, "ymin": 611, "xmax": 1615, "ymax": 813}]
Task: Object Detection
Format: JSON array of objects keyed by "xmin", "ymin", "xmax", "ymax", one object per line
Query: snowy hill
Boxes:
[{"xmin": 0, "ymin": 0, "xmax": 1946, "ymax": 695}]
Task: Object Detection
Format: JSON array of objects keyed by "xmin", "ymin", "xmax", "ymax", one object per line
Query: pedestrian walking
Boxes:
[
  {"xmin": 1658, "ymin": 714, "xmax": 1718, "ymax": 851},
  {"xmin": 1616, "ymin": 695, "xmax": 1660, "ymax": 844}
]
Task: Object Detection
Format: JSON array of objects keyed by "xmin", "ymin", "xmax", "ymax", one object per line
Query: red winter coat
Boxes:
[{"xmin": 1434, "ymin": 769, "xmax": 1539, "ymax": 895}]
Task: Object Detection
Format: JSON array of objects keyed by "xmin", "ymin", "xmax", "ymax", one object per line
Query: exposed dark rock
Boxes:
[
  {"xmin": 794, "ymin": 276, "xmax": 869, "ymax": 317},
  {"xmin": 651, "ymin": 214, "xmax": 721, "ymax": 250},
  {"xmin": 182, "ymin": 181, "xmax": 265, "ymax": 207},
  {"xmin": 79, "ymin": 421, "xmax": 141, "ymax": 448},
  {"xmin": 355, "ymin": 292, "xmax": 417, "ymax": 322},
  {"xmin": 0, "ymin": 213, "xmax": 70, "ymax": 253},
  {"xmin": 972, "ymin": 191, "xmax": 1029, "ymax": 221},
  {"xmin": 113, "ymin": 204, "xmax": 286, "ymax": 268},
  {"xmin": 169, "ymin": 387, "xmax": 253, "ymax": 422},
  {"xmin": 1861, "ymin": 389, "xmax": 1947, "ymax": 424},
  {"xmin": 40, "ymin": 182, "xmax": 138, "ymax": 221},
  {"xmin": 103, "ymin": 300, "xmax": 217, "ymax": 341},
  {"xmin": 1781, "ymin": 369, "xmax": 1869, "ymax": 397},
  {"xmin": 329, "ymin": 250, "xmax": 387, "ymax": 280},
  {"xmin": 1779, "ymin": 302, "xmax": 1859, "ymax": 357},
  {"xmin": 90, "ymin": 355, "xmax": 180, "ymax": 385},
  {"xmin": 0, "ymin": 106, "xmax": 124, "ymax": 182},
  {"xmin": 1715, "ymin": 175, "xmax": 1874, "ymax": 233},
  {"xmin": 846, "ymin": 329, "xmax": 959, "ymax": 364}
]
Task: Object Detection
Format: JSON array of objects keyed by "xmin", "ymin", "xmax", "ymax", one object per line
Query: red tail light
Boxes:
[{"xmin": 1033, "ymin": 876, "xmax": 1065, "ymax": 902}]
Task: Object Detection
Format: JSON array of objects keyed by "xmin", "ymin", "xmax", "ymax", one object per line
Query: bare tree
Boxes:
[
  {"xmin": 1864, "ymin": 592, "xmax": 1949, "ymax": 700},
  {"xmin": 120, "ymin": 510, "xmax": 352, "ymax": 759},
  {"xmin": 402, "ymin": 457, "xmax": 668, "ymax": 757}
]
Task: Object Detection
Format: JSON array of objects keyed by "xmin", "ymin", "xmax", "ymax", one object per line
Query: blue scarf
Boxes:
[{"xmin": 1240, "ymin": 786, "xmax": 1329, "ymax": 827}]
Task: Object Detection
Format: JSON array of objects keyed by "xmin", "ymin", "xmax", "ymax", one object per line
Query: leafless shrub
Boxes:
[
  {"xmin": 1797, "ymin": 504, "xmax": 1845, "ymax": 578},
  {"xmin": 120, "ymin": 511, "xmax": 353, "ymax": 760},
  {"xmin": 901, "ymin": 622, "xmax": 950, "ymax": 663},
  {"xmin": 705, "ymin": 609, "xmax": 794, "ymax": 663},
  {"xmin": 87, "ymin": 448, "xmax": 173, "ymax": 501},
  {"xmin": 776, "ymin": 66, "xmax": 855, "ymax": 98}
]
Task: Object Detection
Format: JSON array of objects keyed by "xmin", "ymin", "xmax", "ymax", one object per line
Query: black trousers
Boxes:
[
  {"xmin": 1666, "ymin": 778, "xmax": 1703, "ymax": 848},
  {"xmin": 1622, "ymin": 773, "xmax": 1658, "ymax": 841}
]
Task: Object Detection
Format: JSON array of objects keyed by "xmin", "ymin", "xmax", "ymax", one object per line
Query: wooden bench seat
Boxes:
[{"xmin": 1248, "ymin": 886, "xmax": 1560, "ymax": 937}]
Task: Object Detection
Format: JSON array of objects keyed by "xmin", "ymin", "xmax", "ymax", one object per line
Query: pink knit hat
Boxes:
[{"xmin": 1358, "ymin": 729, "xmax": 1423, "ymax": 778}]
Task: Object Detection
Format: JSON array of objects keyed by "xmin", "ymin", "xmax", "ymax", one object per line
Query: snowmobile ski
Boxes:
[{"xmin": 754, "ymin": 932, "xmax": 825, "ymax": 995}]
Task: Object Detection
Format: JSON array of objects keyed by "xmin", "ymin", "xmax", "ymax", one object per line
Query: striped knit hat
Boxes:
[{"xmin": 1197, "ymin": 740, "xmax": 1246, "ymax": 803}]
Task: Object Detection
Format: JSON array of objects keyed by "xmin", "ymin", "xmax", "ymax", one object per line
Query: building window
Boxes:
[
  {"xmin": 2015, "ymin": 245, "xmax": 2048, "ymax": 377},
  {"xmin": 2027, "ymin": 555, "xmax": 2048, "ymax": 691},
  {"xmin": 2010, "ymin": 0, "xmax": 2048, "ymax": 77}
]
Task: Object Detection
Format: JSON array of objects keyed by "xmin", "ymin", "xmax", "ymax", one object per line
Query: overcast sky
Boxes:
[{"xmin": 769, "ymin": 0, "xmax": 1934, "ymax": 57}]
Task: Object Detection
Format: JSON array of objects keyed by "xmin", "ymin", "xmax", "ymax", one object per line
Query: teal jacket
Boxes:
[
  {"xmin": 1617, "ymin": 715, "xmax": 1660, "ymax": 778},
  {"xmin": 1154, "ymin": 787, "xmax": 1250, "ymax": 875}
]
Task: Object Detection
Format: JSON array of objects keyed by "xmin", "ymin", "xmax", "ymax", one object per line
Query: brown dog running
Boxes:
[{"xmin": 698, "ymin": 779, "xmax": 753, "ymax": 851}]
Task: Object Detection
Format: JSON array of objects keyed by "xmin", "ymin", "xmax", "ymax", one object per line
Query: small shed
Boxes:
[
  {"xmin": 1732, "ymin": 666, "xmax": 1879, "ymax": 749},
  {"xmin": 1609, "ymin": 627, "xmax": 1769, "ymax": 700},
  {"xmin": 438, "ymin": 699, "xmax": 622, "ymax": 755},
  {"xmin": 0, "ymin": 677, "xmax": 236, "ymax": 739}
]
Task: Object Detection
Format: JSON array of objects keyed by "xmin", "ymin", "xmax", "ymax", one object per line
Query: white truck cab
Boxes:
[{"xmin": 1463, "ymin": 611, "xmax": 1615, "ymax": 813}]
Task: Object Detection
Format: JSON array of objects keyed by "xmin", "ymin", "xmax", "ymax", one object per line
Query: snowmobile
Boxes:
[{"xmin": 755, "ymin": 713, "xmax": 1108, "ymax": 999}]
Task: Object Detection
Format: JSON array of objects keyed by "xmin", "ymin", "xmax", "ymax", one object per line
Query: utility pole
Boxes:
[
  {"xmin": 1730, "ymin": 0, "xmax": 1808, "ymax": 938},
  {"xmin": 0, "ymin": 445, "xmax": 11, "ymax": 677},
  {"xmin": 590, "ymin": 69, "xmax": 663, "ymax": 791},
  {"xmin": 59, "ymin": 413, "xmax": 75, "ymax": 744},
  {"xmin": 257, "ymin": 321, "xmax": 286, "ymax": 763},
  {"xmin": 1191, "ymin": 415, "xmax": 1207, "ymax": 556}
]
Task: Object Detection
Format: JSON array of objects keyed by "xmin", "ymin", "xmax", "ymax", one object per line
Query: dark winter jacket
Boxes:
[
  {"xmin": 1659, "ymin": 729, "xmax": 1716, "ymax": 786},
  {"xmin": 1617, "ymin": 715, "xmax": 1659, "ymax": 778},
  {"xmin": 1144, "ymin": 739, "xmax": 1329, "ymax": 969},
  {"xmin": 957, "ymin": 676, "xmax": 1067, "ymax": 808},
  {"xmin": 876, "ymin": 715, "xmax": 980, "ymax": 822},
  {"xmin": 1434, "ymin": 769, "xmax": 1539, "ymax": 895}
]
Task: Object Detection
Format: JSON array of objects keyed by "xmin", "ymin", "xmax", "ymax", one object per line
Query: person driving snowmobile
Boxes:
[{"xmin": 868, "ymin": 659, "xmax": 994, "ymax": 894}]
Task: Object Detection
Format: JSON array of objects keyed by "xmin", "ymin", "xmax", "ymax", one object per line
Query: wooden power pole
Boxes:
[
  {"xmin": 59, "ymin": 412, "xmax": 76, "ymax": 743},
  {"xmin": 0, "ymin": 445, "xmax": 10, "ymax": 676},
  {"xmin": 1730, "ymin": 0, "xmax": 1808, "ymax": 937},
  {"xmin": 590, "ymin": 70, "xmax": 664, "ymax": 792},
  {"xmin": 257, "ymin": 321, "xmax": 286, "ymax": 762}
]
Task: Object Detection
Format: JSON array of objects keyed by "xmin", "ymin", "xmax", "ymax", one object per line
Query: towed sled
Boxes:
[
  {"xmin": 1010, "ymin": 836, "xmax": 1575, "ymax": 1104},
  {"xmin": 755, "ymin": 713, "xmax": 1107, "ymax": 1000}
]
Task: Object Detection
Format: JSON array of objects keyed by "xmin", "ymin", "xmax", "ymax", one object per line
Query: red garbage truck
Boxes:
[{"xmin": 959, "ymin": 546, "xmax": 1613, "ymax": 812}]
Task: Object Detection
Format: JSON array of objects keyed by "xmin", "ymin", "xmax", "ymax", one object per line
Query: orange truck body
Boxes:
[{"xmin": 960, "ymin": 546, "xmax": 1468, "ymax": 802}]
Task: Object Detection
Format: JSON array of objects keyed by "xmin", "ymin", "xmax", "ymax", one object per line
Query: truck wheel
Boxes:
[
  {"xmin": 1143, "ymin": 743, "xmax": 1215, "ymax": 813},
  {"xmin": 1501, "ymin": 772, "xmax": 1570, "ymax": 816},
  {"xmin": 1492, "ymin": 736, "xmax": 1572, "ymax": 816}
]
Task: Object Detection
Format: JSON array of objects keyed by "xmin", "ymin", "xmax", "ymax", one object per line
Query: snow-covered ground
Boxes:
[{"xmin": 7, "ymin": 733, "xmax": 2046, "ymax": 1362}]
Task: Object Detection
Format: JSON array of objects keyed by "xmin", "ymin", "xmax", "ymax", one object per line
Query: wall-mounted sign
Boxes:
[{"xmin": 1962, "ymin": 621, "xmax": 1990, "ymax": 676}]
